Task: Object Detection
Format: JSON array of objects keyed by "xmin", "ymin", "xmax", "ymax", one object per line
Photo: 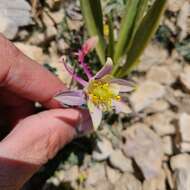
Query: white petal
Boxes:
[{"xmin": 87, "ymin": 100, "xmax": 102, "ymax": 130}]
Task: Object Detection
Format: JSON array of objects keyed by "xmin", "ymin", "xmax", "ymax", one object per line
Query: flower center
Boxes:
[{"xmin": 88, "ymin": 80, "xmax": 120, "ymax": 110}]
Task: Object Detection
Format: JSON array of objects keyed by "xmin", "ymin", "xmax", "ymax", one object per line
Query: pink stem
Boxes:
[
  {"xmin": 60, "ymin": 57, "xmax": 88, "ymax": 87},
  {"xmin": 78, "ymin": 51, "xmax": 93, "ymax": 80}
]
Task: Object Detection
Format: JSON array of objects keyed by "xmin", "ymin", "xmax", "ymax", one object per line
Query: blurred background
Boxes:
[{"xmin": 0, "ymin": 0, "xmax": 190, "ymax": 189}]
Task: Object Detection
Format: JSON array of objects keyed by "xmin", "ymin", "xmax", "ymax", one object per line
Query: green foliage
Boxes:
[
  {"xmin": 114, "ymin": 0, "xmax": 140, "ymax": 64},
  {"xmin": 80, "ymin": 0, "xmax": 106, "ymax": 65},
  {"xmin": 80, "ymin": 0, "xmax": 167, "ymax": 77},
  {"xmin": 116, "ymin": 0, "xmax": 167, "ymax": 77},
  {"xmin": 176, "ymin": 39, "xmax": 190, "ymax": 62},
  {"xmin": 107, "ymin": 14, "xmax": 114, "ymax": 58}
]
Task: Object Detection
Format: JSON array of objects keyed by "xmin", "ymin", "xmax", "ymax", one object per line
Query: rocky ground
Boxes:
[{"xmin": 1, "ymin": 0, "xmax": 190, "ymax": 190}]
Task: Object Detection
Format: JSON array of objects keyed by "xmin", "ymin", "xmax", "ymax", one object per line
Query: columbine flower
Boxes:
[{"xmin": 55, "ymin": 37, "xmax": 134, "ymax": 130}]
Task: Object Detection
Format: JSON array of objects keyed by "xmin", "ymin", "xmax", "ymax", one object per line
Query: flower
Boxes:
[{"xmin": 54, "ymin": 37, "xmax": 134, "ymax": 130}]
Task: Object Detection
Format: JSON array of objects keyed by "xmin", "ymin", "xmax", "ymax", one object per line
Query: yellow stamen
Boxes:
[{"xmin": 87, "ymin": 80, "xmax": 120, "ymax": 110}]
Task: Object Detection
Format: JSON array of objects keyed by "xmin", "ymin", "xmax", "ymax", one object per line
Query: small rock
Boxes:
[
  {"xmin": 180, "ymin": 142, "xmax": 190, "ymax": 153},
  {"xmin": 163, "ymin": 163, "xmax": 174, "ymax": 189},
  {"xmin": 144, "ymin": 112, "xmax": 176, "ymax": 136},
  {"xmin": 57, "ymin": 39, "xmax": 69, "ymax": 53},
  {"xmin": 92, "ymin": 138, "xmax": 114, "ymax": 161},
  {"xmin": 180, "ymin": 65, "xmax": 190, "ymax": 92},
  {"xmin": 177, "ymin": 1, "xmax": 190, "ymax": 41},
  {"xmin": 170, "ymin": 154, "xmax": 190, "ymax": 190},
  {"xmin": 0, "ymin": 0, "xmax": 32, "ymax": 39},
  {"xmin": 86, "ymin": 164, "xmax": 106, "ymax": 186},
  {"xmin": 179, "ymin": 113, "xmax": 190, "ymax": 142},
  {"xmin": 162, "ymin": 136, "xmax": 173, "ymax": 155},
  {"xmin": 106, "ymin": 166, "xmax": 122, "ymax": 184},
  {"xmin": 146, "ymin": 66, "xmax": 174, "ymax": 85},
  {"xmin": 166, "ymin": 61, "xmax": 183, "ymax": 80},
  {"xmin": 46, "ymin": 0, "xmax": 61, "ymax": 9},
  {"xmin": 144, "ymin": 99, "xmax": 169, "ymax": 113},
  {"xmin": 67, "ymin": 18, "xmax": 83, "ymax": 31},
  {"xmin": 138, "ymin": 43, "xmax": 168, "ymax": 72},
  {"xmin": 109, "ymin": 150, "xmax": 133, "ymax": 173},
  {"xmin": 42, "ymin": 11, "xmax": 57, "ymax": 38},
  {"xmin": 164, "ymin": 87, "xmax": 184, "ymax": 107},
  {"xmin": 168, "ymin": 0, "xmax": 187, "ymax": 12},
  {"xmin": 63, "ymin": 165, "xmax": 79, "ymax": 182},
  {"xmin": 114, "ymin": 173, "xmax": 142, "ymax": 190},
  {"xmin": 88, "ymin": 180, "xmax": 114, "ymax": 190},
  {"xmin": 130, "ymin": 81, "xmax": 165, "ymax": 112},
  {"xmin": 123, "ymin": 123, "xmax": 164, "ymax": 179},
  {"xmin": 179, "ymin": 96, "xmax": 190, "ymax": 115},
  {"xmin": 143, "ymin": 170, "xmax": 166, "ymax": 190},
  {"xmin": 14, "ymin": 43, "xmax": 45, "ymax": 64}
]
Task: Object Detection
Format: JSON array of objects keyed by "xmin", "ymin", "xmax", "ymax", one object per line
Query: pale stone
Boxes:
[
  {"xmin": 180, "ymin": 66, "xmax": 190, "ymax": 92},
  {"xmin": 106, "ymin": 166, "xmax": 122, "ymax": 184},
  {"xmin": 145, "ymin": 99, "xmax": 169, "ymax": 113},
  {"xmin": 14, "ymin": 43, "xmax": 45, "ymax": 64},
  {"xmin": 86, "ymin": 164, "xmax": 106, "ymax": 186},
  {"xmin": 109, "ymin": 150, "xmax": 133, "ymax": 173},
  {"xmin": 168, "ymin": 0, "xmax": 187, "ymax": 12},
  {"xmin": 180, "ymin": 142, "xmax": 190, "ymax": 153},
  {"xmin": 114, "ymin": 173, "xmax": 142, "ymax": 190},
  {"xmin": 130, "ymin": 81, "xmax": 165, "ymax": 112},
  {"xmin": 163, "ymin": 163, "xmax": 174, "ymax": 189},
  {"xmin": 179, "ymin": 113, "xmax": 190, "ymax": 142},
  {"xmin": 63, "ymin": 165, "xmax": 79, "ymax": 182},
  {"xmin": 144, "ymin": 112, "xmax": 176, "ymax": 136},
  {"xmin": 0, "ymin": 0, "xmax": 32, "ymax": 39},
  {"xmin": 143, "ymin": 170, "xmax": 166, "ymax": 190},
  {"xmin": 138, "ymin": 43, "xmax": 168, "ymax": 72},
  {"xmin": 146, "ymin": 66, "xmax": 174, "ymax": 85},
  {"xmin": 177, "ymin": 2, "xmax": 190, "ymax": 41},
  {"xmin": 162, "ymin": 136, "xmax": 173, "ymax": 155},
  {"xmin": 92, "ymin": 138, "xmax": 114, "ymax": 161},
  {"xmin": 88, "ymin": 180, "xmax": 114, "ymax": 190},
  {"xmin": 170, "ymin": 154, "xmax": 190, "ymax": 190},
  {"xmin": 123, "ymin": 123, "xmax": 164, "ymax": 179}
]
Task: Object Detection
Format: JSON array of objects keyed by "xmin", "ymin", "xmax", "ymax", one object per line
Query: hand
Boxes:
[{"xmin": 0, "ymin": 34, "xmax": 82, "ymax": 190}]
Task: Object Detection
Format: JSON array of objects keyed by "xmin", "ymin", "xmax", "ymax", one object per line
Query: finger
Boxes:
[
  {"xmin": 0, "ymin": 109, "xmax": 82, "ymax": 165},
  {"xmin": 0, "ymin": 109, "xmax": 82, "ymax": 189},
  {"xmin": 0, "ymin": 34, "xmax": 65, "ymax": 108},
  {"xmin": 0, "ymin": 89, "xmax": 35, "ymax": 128},
  {"xmin": 0, "ymin": 103, "xmax": 35, "ymax": 129},
  {"xmin": 0, "ymin": 88, "xmax": 29, "ymax": 107}
]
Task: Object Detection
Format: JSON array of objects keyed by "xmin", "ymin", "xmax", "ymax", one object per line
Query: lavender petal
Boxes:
[
  {"xmin": 94, "ymin": 57, "xmax": 113, "ymax": 79},
  {"xmin": 54, "ymin": 90, "xmax": 86, "ymax": 106},
  {"xmin": 111, "ymin": 79, "xmax": 135, "ymax": 92},
  {"xmin": 76, "ymin": 109, "xmax": 93, "ymax": 136}
]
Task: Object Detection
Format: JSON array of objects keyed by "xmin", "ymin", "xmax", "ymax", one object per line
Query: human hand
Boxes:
[{"xmin": 0, "ymin": 34, "xmax": 84, "ymax": 190}]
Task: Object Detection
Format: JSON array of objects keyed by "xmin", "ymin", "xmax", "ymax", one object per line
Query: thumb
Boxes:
[
  {"xmin": 0, "ymin": 109, "xmax": 81, "ymax": 189},
  {"xmin": 0, "ymin": 109, "xmax": 81, "ymax": 165}
]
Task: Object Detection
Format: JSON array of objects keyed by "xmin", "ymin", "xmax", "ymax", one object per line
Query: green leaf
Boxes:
[
  {"xmin": 133, "ymin": 0, "xmax": 149, "ymax": 32},
  {"xmin": 114, "ymin": 0, "xmax": 140, "ymax": 64},
  {"xmin": 80, "ymin": 0, "xmax": 105, "ymax": 65},
  {"xmin": 117, "ymin": 0, "xmax": 167, "ymax": 77},
  {"xmin": 89, "ymin": 0, "xmax": 103, "ymax": 35},
  {"xmin": 107, "ymin": 14, "xmax": 114, "ymax": 59}
]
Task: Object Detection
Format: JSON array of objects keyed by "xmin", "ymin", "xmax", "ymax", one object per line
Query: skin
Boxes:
[{"xmin": 0, "ymin": 34, "xmax": 83, "ymax": 190}]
